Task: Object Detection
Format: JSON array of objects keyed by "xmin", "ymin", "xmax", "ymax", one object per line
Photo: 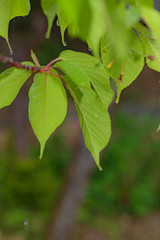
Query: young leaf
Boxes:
[
  {"xmin": 0, "ymin": 62, "xmax": 33, "ymax": 109},
  {"xmin": 0, "ymin": 0, "xmax": 30, "ymax": 52},
  {"xmin": 28, "ymin": 70, "xmax": 68, "ymax": 158},
  {"xmin": 64, "ymin": 75, "xmax": 111, "ymax": 170},
  {"xmin": 101, "ymin": 31, "xmax": 144, "ymax": 102},
  {"xmin": 40, "ymin": 0, "xmax": 57, "ymax": 38},
  {"xmin": 57, "ymin": 50, "xmax": 113, "ymax": 108}
]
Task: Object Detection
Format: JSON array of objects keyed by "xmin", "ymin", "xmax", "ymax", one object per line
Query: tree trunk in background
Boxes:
[{"xmin": 46, "ymin": 138, "xmax": 95, "ymax": 240}]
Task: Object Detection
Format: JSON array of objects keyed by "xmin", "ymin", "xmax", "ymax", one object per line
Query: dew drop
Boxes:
[
  {"xmin": 56, "ymin": 19, "xmax": 60, "ymax": 27},
  {"xmin": 64, "ymin": 41, "xmax": 67, "ymax": 47},
  {"xmin": 88, "ymin": 47, "xmax": 92, "ymax": 52}
]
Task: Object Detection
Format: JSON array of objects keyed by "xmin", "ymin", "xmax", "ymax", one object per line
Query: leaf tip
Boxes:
[
  {"xmin": 99, "ymin": 165, "xmax": 103, "ymax": 171},
  {"xmin": 45, "ymin": 31, "xmax": 50, "ymax": 39},
  {"xmin": 40, "ymin": 143, "xmax": 45, "ymax": 159}
]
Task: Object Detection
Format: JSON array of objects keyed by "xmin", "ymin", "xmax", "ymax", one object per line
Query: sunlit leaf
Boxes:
[
  {"xmin": 65, "ymin": 75, "xmax": 111, "ymax": 169},
  {"xmin": 56, "ymin": 52, "xmax": 112, "ymax": 169},
  {"xmin": 58, "ymin": 50, "xmax": 113, "ymax": 108},
  {"xmin": 28, "ymin": 70, "xmax": 68, "ymax": 157},
  {"xmin": 0, "ymin": 62, "xmax": 33, "ymax": 109}
]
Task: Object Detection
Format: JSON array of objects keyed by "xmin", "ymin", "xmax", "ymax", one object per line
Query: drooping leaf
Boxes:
[
  {"xmin": 0, "ymin": 0, "xmax": 30, "ymax": 52},
  {"xmin": 104, "ymin": 0, "xmax": 130, "ymax": 60},
  {"xmin": 56, "ymin": 52, "xmax": 112, "ymax": 169},
  {"xmin": 40, "ymin": 0, "xmax": 57, "ymax": 38},
  {"xmin": 86, "ymin": 0, "xmax": 107, "ymax": 57},
  {"xmin": 136, "ymin": 24, "xmax": 160, "ymax": 72},
  {"xmin": 65, "ymin": 75, "xmax": 111, "ymax": 170},
  {"xmin": 101, "ymin": 30, "xmax": 144, "ymax": 102},
  {"xmin": 0, "ymin": 62, "xmax": 33, "ymax": 109},
  {"xmin": 57, "ymin": 50, "xmax": 113, "ymax": 108},
  {"xmin": 57, "ymin": 9, "xmax": 70, "ymax": 45},
  {"xmin": 28, "ymin": 70, "xmax": 68, "ymax": 158}
]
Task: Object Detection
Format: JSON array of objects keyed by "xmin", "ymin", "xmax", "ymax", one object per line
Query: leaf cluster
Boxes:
[{"xmin": 0, "ymin": 0, "xmax": 160, "ymax": 168}]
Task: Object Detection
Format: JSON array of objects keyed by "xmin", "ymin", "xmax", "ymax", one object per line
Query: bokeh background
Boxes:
[{"xmin": 0, "ymin": 1, "xmax": 160, "ymax": 240}]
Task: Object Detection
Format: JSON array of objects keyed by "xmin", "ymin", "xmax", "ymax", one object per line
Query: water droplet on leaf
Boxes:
[
  {"xmin": 88, "ymin": 47, "xmax": 92, "ymax": 51},
  {"xmin": 56, "ymin": 19, "xmax": 60, "ymax": 27},
  {"xmin": 64, "ymin": 41, "xmax": 67, "ymax": 47}
]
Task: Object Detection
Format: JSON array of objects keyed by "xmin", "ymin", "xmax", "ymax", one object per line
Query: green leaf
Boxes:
[
  {"xmin": 40, "ymin": 0, "xmax": 57, "ymax": 38},
  {"xmin": 137, "ymin": 0, "xmax": 153, "ymax": 7},
  {"xmin": 101, "ymin": 31, "xmax": 144, "ymax": 102},
  {"xmin": 136, "ymin": 24, "xmax": 160, "ymax": 72},
  {"xmin": 57, "ymin": 50, "xmax": 113, "ymax": 108},
  {"xmin": 86, "ymin": 0, "xmax": 107, "ymax": 57},
  {"xmin": 141, "ymin": 7, "xmax": 160, "ymax": 45},
  {"xmin": 57, "ymin": 9, "xmax": 70, "ymax": 45},
  {"xmin": 0, "ymin": 62, "xmax": 33, "ymax": 109},
  {"xmin": 139, "ymin": 7, "xmax": 160, "ymax": 71},
  {"xmin": 65, "ymin": 75, "xmax": 111, "ymax": 170},
  {"xmin": 28, "ymin": 70, "xmax": 68, "ymax": 158},
  {"xmin": 55, "ymin": 60, "xmax": 91, "ymax": 87},
  {"xmin": 126, "ymin": 7, "xmax": 141, "ymax": 28},
  {"xmin": 56, "ymin": 51, "xmax": 112, "ymax": 168},
  {"xmin": 0, "ymin": 0, "xmax": 30, "ymax": 52}
]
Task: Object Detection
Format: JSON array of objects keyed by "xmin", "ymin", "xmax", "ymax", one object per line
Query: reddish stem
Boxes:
[
  {"xmin": 45, "ymin": 57, "xmax": 61, "ymax": 68},
  {"xmin": 48, "ymin": 71, "xmax": 62, "ymax": 78}
]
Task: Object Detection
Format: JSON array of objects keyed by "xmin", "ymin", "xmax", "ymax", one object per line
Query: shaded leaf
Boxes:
[
  {"xmin": 137, "ymin": 24, "xmax": 160, "ymax": 72},
  {"xmin": 0, "ymin": 0, "xmax": 30, "ymax": 52},
  {"xmin": 101, "ymin": 31, "xmax": 144, "ymax": 102},
  {"xmin": 40, "ymin": 0, "xmax": 57, "ymax": 38}
]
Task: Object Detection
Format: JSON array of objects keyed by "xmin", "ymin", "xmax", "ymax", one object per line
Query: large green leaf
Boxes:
[
  {"xmin": 101, "ymin": 31, "xmax": 144, "ymax": 102},
  {"xmin": 56, "ymin": 55, "xmax": 112, "ymax": 169},
  {"xmin": 0, "ymin": 0, "xmax": 30, "ymax": 51},
  {"xmin": 0, "ymin": 62, "xmax": 33, "ymax": 109},
  {"xmin": 65, "ymin": 75, "xmax": 111, "ymax": 169},
  {"xmin": 57, "ymin": 50, "xmax": 113, "ymax": 108},
  {"xmin": 40, "ymin": 0, "xmax": 57, "ymax": 38},
  {"xmin": 28, "ymin": 70, "xmax": 68, "ymax": 157}
]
